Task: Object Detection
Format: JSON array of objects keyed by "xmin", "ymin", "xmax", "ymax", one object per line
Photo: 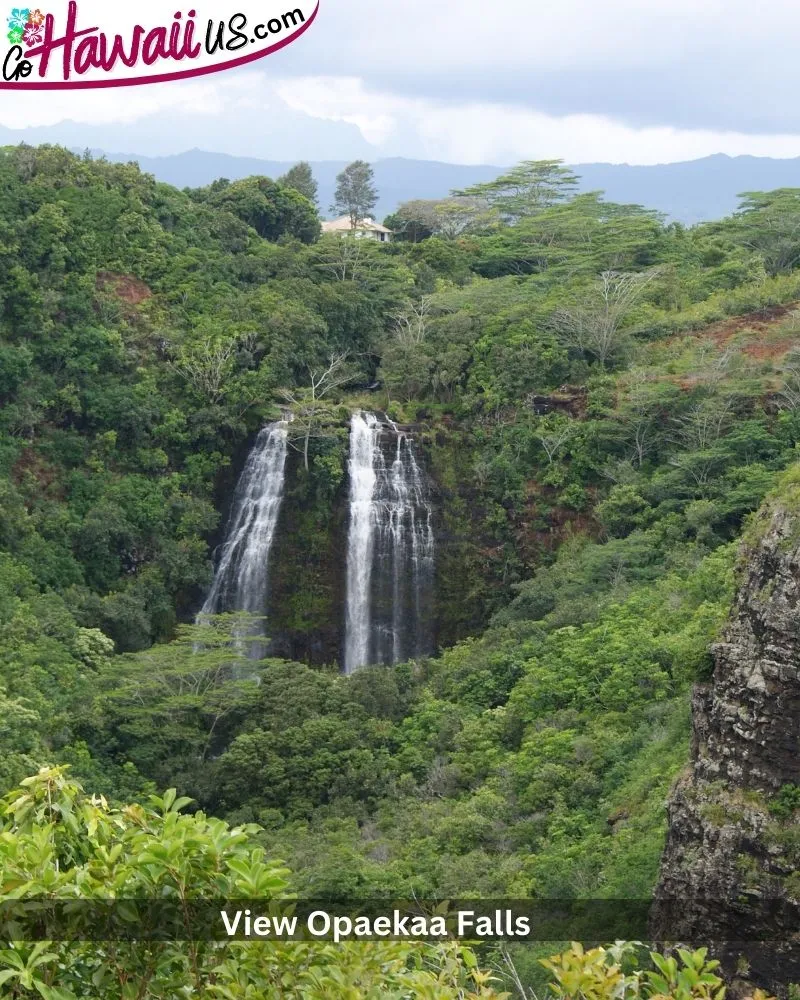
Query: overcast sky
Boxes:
[{"xmin": 6, "ymin": 0, "xmax": 800, "ymax": 164}]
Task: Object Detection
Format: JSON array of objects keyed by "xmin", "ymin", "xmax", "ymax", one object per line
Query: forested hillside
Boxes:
[{"xmin": 2, "ymin": 146, "xmax": 800, "ymax": 995}]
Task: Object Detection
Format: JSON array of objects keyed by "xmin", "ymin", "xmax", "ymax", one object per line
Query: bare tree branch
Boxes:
[
  {"xmin": 173, "ymin": 338, "xmax": 239, "ymax": 403},
  {"xmin": 552, "ymin": 269, "xmax": 660, "ymax": 365},
  {"xmin": 536, "ymin": 416, "xmax": 577, "ymax": 464},
  {"xmin": 778, "ymin": 347, "xmax": 800, "ymax": 411},
  {"xmin": 392, "ymin": 296, "xmax": 433, "ymax": 346},
  {"xmin": 279, "ymin": 353, "xmax": 355, "ymax": 470}
]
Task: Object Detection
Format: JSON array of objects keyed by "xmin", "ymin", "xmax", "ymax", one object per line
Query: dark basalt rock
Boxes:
[{"xmin": 652, "ymin": 499, "xmax": 800, "ymax": 996}]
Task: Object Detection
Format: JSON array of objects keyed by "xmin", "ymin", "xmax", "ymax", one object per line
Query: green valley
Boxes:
[{"xmin": 1, "ymin": 147, "xmax": 800, "ymax": 996}]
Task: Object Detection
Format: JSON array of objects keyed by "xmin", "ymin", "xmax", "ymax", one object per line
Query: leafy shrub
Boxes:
[
  {"xmin": 0, "ymin": 767, "xmax": 505, "ymax": 999},
  {"xmin": 541, "ymin": 942, "xmax": 732, "ymax": 1000},
  {"xmin": 769, "ymin": 784, "xmax": 800, "ymax": 821}
]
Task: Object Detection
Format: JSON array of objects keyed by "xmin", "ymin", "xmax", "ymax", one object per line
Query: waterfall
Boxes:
[
  {"xmin": 344, "ymin": 412, "xmax": 379, "ymax": 672},
  {"xmin": 199, "ymin": 419, "xmax": 290, "ymax": 655},
  {"xmin": 344, "ymin": 411, "xmax": 435, "ymax": 673}
]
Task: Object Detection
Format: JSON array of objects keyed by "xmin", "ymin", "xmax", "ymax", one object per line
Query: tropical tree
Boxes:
[
  {"xmin": 278, "ymin": 161, "xmax": 319, "ymax": 206},
  {"xmin": 456, "ymin": 159, "xmax": 579, "ymax": 222},
  {"xmin": 552, "ymin": 269, "xmax": 659, "ymax": 365},
  {"xmin": 726, "ymin": 188, "xmax": 800, "ymax": 275},
  {"xmin": 386, "ymin": 197, "xmax": 490, "ymax": 241},
  {"xmin": 207, "ymin": 175, "xmax": 320, "ymax": 242},
  {"xmin": 332, "ymin": 160, "xmax": 378, "ymax": 227},
  {"xmin": 280, "ymin": 353, "xmax": 357, "ymax": 470}
]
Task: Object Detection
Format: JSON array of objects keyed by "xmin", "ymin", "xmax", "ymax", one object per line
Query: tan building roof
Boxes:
[{"xmin": 322, "ymin": 215, "xmax": 393, "ymax": 234}]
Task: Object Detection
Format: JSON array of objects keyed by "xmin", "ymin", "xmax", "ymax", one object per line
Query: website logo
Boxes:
[{"xmin": 1, "ymin": 1, "xmax": 318, "ymax": 88}]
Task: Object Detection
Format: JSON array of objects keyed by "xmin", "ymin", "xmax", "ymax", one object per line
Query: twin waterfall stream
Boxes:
[
  {"xmin": 198, "ymin": 419, "xmax": 291, "ymax": 659},
  {"xmin": 201, "ymin": 411, "xmax": 435, "ymax": 670},
  {"xmin": 344, "ymin": 412, "xmax": 435, "ymax": 673}
]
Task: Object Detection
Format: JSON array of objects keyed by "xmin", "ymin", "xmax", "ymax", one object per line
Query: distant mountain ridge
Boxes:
[
  {"xmin": 97, "ymin": 150, "xmax": 503, "ymax": 223},
  {"xmin": 55, "ymin": 147, "xmax": 800, "ymax": 224}
]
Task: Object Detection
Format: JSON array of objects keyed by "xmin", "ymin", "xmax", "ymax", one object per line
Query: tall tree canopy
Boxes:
[
  {"xmin": 332, "ymin": 159, "xmax": 379, "ymax": 227},
  {"xmin": 456, "ymin": 159, "xmax": 580, "ymax": 223},
  {"xmin": 278, "ymin": 160, "xmax": 319, "ymax": 207},
  {"xmin": 203, "ymin": 175, "xmax": 320, "ymax": 243}
]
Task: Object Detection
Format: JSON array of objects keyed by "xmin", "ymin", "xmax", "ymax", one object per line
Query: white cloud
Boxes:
[
  {"xmin": 0, "ymin": 82, "xmax": 222, "ymax": 129},
  {"xmin": 272, "ymin": 0, "xmax": 800, "ymax": 136},
  {"xmin": 302, "ymin": 0, "xmax": 718, "ymax": 73},
  {"xmin": 287, "ymin": 0, "xmax": 799, "ymax": 82},
  {"xmin": 272, "ymin": 76, "xmax": 396, "ymax": 144},
  {"xmin": 0, "ymin": 71, "xmax": 273, "ymax": 129},
  {"xmin": 3, "ymin": 0, "xmax": 800, "ymax": 164},
  {"xmin": 275, "ymin": 76, "xmax": 800, "ymax": 165},
  {"xmin": 6, "ymin": 64, "xmax": 800, "ymax": 166}
]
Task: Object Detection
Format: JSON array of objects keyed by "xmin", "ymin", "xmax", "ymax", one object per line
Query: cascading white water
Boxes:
[
  {"xmin": 344, "ymin": 412, "xmax": 380, "ymax": 672},
  {"xmin": 199, "ymin": 419, "xmax": 290, "ymax": 655},
  {"xmin": 344, "ymin": 411, "xmax": 435, "ymax": 673}
]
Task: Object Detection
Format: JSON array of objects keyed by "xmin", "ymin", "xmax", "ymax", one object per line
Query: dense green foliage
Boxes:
[
  {"xmin": 0, "ymin": 767, "xmax": 504, "ymax": 999},
  {"xmin": 3, "ymin": 148, "xmax": 800, "ymax": 994},
  {"xmin": 278, "ymin": 161, "xmax": 320, "ymax": 208},
  {"xmin": 0, "ymin": 768, "xmax": 740, "ymax": 1000}
]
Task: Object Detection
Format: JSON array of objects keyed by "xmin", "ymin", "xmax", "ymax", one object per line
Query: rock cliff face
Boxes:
[
  {"xmin": 247, "ymin": 420, "xmax": 514, "ymax": 666},
  {"xmin": 652, "ymin": 494, "xmax": 800, "ymax": 995}
]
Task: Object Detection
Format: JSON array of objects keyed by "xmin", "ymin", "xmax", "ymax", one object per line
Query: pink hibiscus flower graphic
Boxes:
[
  {"xmin": 23, "ymin": 21, "xmax": 41, "ymax": 45},
  {"xmin": 27, "ymin": 7, "xmax": 44, "ymax": 26}
]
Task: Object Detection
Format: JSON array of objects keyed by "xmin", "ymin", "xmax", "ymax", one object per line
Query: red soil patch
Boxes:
[
  {"xmin": 96, "ymin": 271, "xmax": 152, "ymax": 306},
  {"xmin": 742, "ymin": 340, "xmax": 794, "ymax": 361},
  {"xmin": 698, "ymin": 302, "xmax": 799, "ymax": 347},
  {"xmin": 675, "ymin": 375, "xmax": 705, "ymax": 390},
  {"xmin": 513, "ymin": 481, "xmax": 599, "ymax": 564},
  {"xmin": 664, "ymin": 302, "xmax": 800, "ymax": 380}
]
